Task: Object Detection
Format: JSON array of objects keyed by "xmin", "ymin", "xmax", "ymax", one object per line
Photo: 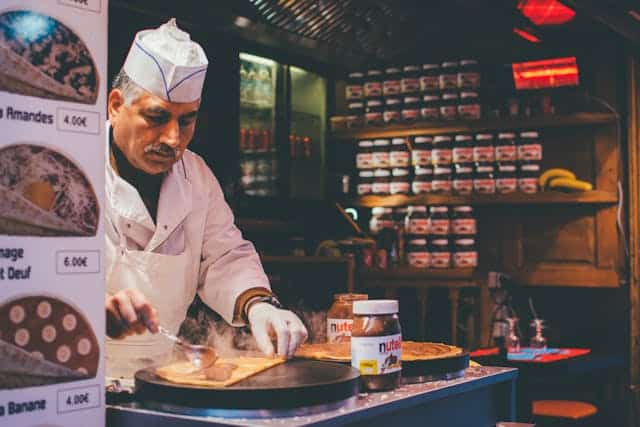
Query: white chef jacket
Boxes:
[{"xmin": 105, "ymin": 135, "xmax": 271, "ymax": 327}]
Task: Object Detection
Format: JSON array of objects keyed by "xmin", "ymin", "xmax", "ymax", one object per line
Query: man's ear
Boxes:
[{"xmin": 108, "ymin": 89, "xmax": 125, "ymax": 125}]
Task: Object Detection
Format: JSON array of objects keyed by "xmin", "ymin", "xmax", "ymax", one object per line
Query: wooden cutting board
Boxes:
[{"xmin": 155, "ymin": 356, "xmax": 286, "ymax": 388}]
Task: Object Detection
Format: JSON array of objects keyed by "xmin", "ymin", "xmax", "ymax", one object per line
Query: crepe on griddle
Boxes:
[
  {"xmin": 155, "ymin": 356, "xmax": 286, "ymax": 388},
  {"xmin": 0, "ymin": 144, "xmax": 99, "ymax": 236},
  {"xmin": 295, "ymin": 341, "xmax": 463, "ymax": 362},
  {"xmin": 0, "ymin": 10, "xmax": 99, "ymax": 104}
]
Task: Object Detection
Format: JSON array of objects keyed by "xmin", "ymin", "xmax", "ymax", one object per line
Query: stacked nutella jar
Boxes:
[{"xmin": 356, "ymin": 137, "xmax": 411, "ymax": 196}]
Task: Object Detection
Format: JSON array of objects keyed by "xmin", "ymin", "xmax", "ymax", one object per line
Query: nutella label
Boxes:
[
  {"xmin": 429, "ymin": 219, "xmax": 450, "ymax": 235},
  {"xmin": 327, "ymin": 318, "xmax": 353, "ymax": 343},
  {"xmin": 453, "ymin": 178, "xmax": 473, "ymax": 194},
  {"xmin": 420, "ymin": 75, "xmax": 439, "ymax": 92},
  {"xmin": 454, "ymin": 251, "xmax": 478, "ymax": 268},
  {"xmin": 496, "ymin": 145, "xmax": 517, "ymax": 162},
  {"xmin": 431, "ymin": 252, "xmax": 451, "ymax": 268},
  {"xmin": 372, "ymin": 181, "xmax": 390, "ymax": 194},
  {"xmin": 356, "ymin": 153, "xmax": 373, "ymax": 169},
  {"xmin": 383, "ymin": 80, "xmax": 401, "ymax": 95},
  {"xmin": 346, "ymin": 85, "xmax": 364, "ymax": 100},
  {"xmin": 390, "ymin": 151, "xmax": 410, "ymax": 167},
  {"xmin": 439, "ymin": 74, "xmax": 458, "ymax": 90},
  {"xmin": 402, "ymin": 109, "xmax": 420, "ymax": 121},
  {"xmin": 440, "ymin": 105, "xmax": 457, "ymax": 120},
  {"xmin": 372, "ymin": 152, "xmax": 390, "ymax": 168},
  {"xmin": 412, "ymin": 149, "xmax": 432, "ymax": 166},
  {"xmin": 458, "ymin": 104, "xmax": 481, "ymax": 120},
  {"xmin": 458, "ymin": 72, "xmax": 481, "ymax": 89},
  {"xmin": 473, "ymin": 146, "xmax": 495, "ymax": 162},
  {"xmin": 496, "ymin": 178, "xmax": 517, "ymax": 193},
  {"xmin": 401, "ymin": 78, "xmax": 420, "ymax": 93},
  {"xmin": 452, "ymin": 218, "xmax": 477, "ymax": 235},
  {"xmin": 421, "ymin": 107, "xmax": 440, "ymax": 120},
  {"xmin": 390, "ymin": 181, "xmax": 410, "ymax": 194},
  {"xmin": 357, "ymin": 183, "xmax": 373, "ymax": 195},
  {"xmin": 412, "ymin": 180, "xmax": 431, "ymax": 194},
  {"xmin": 407, "ymin": 218, "xmax": 430, "ymax": 235},
  {"xmin": 453, "ymin": 147, "xmax": 473, "ymax": 163},
  {"xmin": 474, "ymin": 178, "xmax": 496, "ymax": 194},
  {"xmin": 518, "ymin": 178, "xmax": 538, "ymax": 193},
  {"xmin": 383, "ymin": 110, "xmax": 402, "ymax": 123},
  {"xmin": 408, "ymin": 252, "xmax": 430, "ymax": 268},
  {"xmin": 432, "ymin": 148, "xmax": 452, "ymax": 165},
  {"xmin": 365, "ymin": 112, "xmax": 383, "ymax": 125},
  {"xmin": 352, "ymin": 334, "xmax": 402, "ymax": 375},
  {"xmin": 364, "ymin": 82, "xmax": 382, "ymax": 97},
  {"xmin": 518, "ymin": 144, "xmax": 543, "ymax": 161},
  {"xmin": 432, "ymin": 178, "xmax": 452, "ymax": 193}
]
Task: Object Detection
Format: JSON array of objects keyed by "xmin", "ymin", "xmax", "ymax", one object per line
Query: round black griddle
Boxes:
[{"xmin": 134, "ymin": 359, "xmax": 359, "ymax": 410}]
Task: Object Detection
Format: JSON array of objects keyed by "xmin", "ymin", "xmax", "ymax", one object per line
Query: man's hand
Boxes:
[
  {"xmin": 106, "ymin": 289, "xmax": 159, "ymax": 339},
  {"xmin": 248, "ymin": 303, "xmax": 308, "ymax": 358}
]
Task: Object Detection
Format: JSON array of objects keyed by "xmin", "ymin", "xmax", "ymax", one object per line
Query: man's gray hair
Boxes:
[{"xmin": 111, "ymin": 69, "xmax": 146, "ymax": 105}]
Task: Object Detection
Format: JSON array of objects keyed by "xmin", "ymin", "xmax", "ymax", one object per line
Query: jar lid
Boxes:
[
  {"xmin": 367, "ymin": 69, "xmax": 383, "ymax": 76},
  {"xmin": 385, "ymin": 98, "xmax": 402, "ymax": 105},
  {"xmin": 373, "ymin": 139, "xmax": 391, "ymax": 146},
  {"xmin": 498, "ymin": 132, "xmax": 516, "ymax": 139},
  {"xmin": 404, "ymin": 96, "xmax": 421, "ymax": 103},
  {"xmin": 414, "ymin": 166, "xmax": 433, "ymax": 175},
  {"xmin": 476, "ymin": 133, "xmax": 494, "ymax": 141},
  {"xmin": 434, "ymin": 135, "xmax": 452, "ymax": 142},
  {"xmin": 460, "ymin": 91, "xmax": 479, "ymax": 99},
  {"xmin": 422, "ymin": 63, "xmax": 440, "ymax": 70},
  {"xmin": 453, "ymin": 205, "xmax": 473, "ymax": 212},
  {"xmin": 391, "ymin": 138, "xmax": 406, "ymax": 145},
  {"xmin": 499, "ymin": 164, "xmax": 516, "ymax": 172},
  {"xmin": 414, "ymin": 136, "xmax": 433, "ymax": 143},
  {"xmin": 455, "ymin": 238, "xmax": 475, "ymax": 245},
  {"xmin": 359, "ymin": 170, "xmax": 374, "ymax": 177},
  {"xmin": 442, "ymin": 92, "xmax": 459, "ymax": 100},
  {"xmin": 348, "ymin": 102, "xmax": 364, "ymax": 109},
  {"xmin": 520, "ymin": 163, "xmax": 541, "ymax": 171},
  {"xmin": 403, "ymin": 65, "xmax": 420, "ymax": 72},
  {"xmin": 434, "ymin": 166, "xmax": 452, "ymax": 174},
  {"xmin": 358, "ymin": 140, "xmax": 373, "ymax": 147},
  {"xmin": 520, "ymin": 131, "xmax": 539, "ymax": 138},
  {"xmin": 353, "ymin": 299, "xmax": 398, "ymax": 315},
  {"xmin": 372, "ymin": 207, "xmax": 386, "ymax": 215},
  {"xmin": 408, "ymin": 205, "xmax": 427, "ymax": 213},
  {"xmin": 423, "ymin": 94, "xmax": 440, "ymax": 102},
  {"xmin": 408, "ymin": 238, "xmax": 428, "ymax": 245},
  {"xmin": 431, "ymin": 239, "xmax": 449, "ymax": 245},
  {"xmin": 367, "ymin": 99, "xmax": 383, "ymax": 106},
  {"xmin": 348, "ymin": 72, "xmax": 364, "ymax": 78},
  {"xmin": 477, "ymin": 165, "xmax": 494, "ymax": 172},
  {"xmin": 430, "ymin": 205, "xmax": 449, "ymax": 212},
  {"xmin": 459, "ymin": 59, "xmax": 479, "ymax": 66},
  {"xmin": 334, "ymin": 293, "xmax": 368, "ymax": 301},
  {"xmin": 392, "ymin": 168, "xmax": 409, "ymax": 176},
  {"xmin": 441, "ymin": 61, "xmax": 459, "ymax": 68},
  {"xmin": 374, "ymin": 168, "xmax": 391, "ymax": 177},
  {"xmin": 385, "ymin": 67, "xmax": 402, "ymax": 74},
  {"xmin": 456, "ymin": 166, "xmax": 473, "ymax": 173},
  {"xmin": 455, "ymin": 134, "xmax": 473, "ymax": 142},
  {"xmin": 383, "ymin": 207, "xmax": 393, "ymax": 213}
]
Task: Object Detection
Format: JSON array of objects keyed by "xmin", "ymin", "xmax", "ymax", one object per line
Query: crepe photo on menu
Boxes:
[
  {"xmin": 0, "ymin": 295, "xmax": 99, "ymax": 389},
  {"xmin": 0, "ymin": 144, "xmax": 99, "ymax": 236},
  {"xmin": 0, "ymin": 9, "xmax": 99, "ymax": 104}
]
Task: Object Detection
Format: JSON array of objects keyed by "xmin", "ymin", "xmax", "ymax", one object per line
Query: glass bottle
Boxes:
[
  {"xmin": 505, "ymin": 317, "xmax": 520, "ymax": 353},
  {"xmin": 530, "ymin": 318, "xmax": 548, "ymax": 349}
]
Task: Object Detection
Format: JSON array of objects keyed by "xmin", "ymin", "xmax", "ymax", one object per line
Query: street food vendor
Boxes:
[{"xmin": 104, "ymin": 18, "xmax": 307, "ymax": 377}]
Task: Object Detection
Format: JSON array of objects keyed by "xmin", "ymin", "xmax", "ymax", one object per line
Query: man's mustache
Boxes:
[{"xmin": 144, "ymin": 144, "xmax": 178, "ymax": 158}]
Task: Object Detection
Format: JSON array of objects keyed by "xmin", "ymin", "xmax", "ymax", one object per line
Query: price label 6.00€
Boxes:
[{"xmin": 56, "ymin": 250, "xmax": 100, "ymax": 275}]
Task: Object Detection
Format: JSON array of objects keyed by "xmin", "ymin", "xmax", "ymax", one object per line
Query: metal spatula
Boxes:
[{"xmin": 159, "ymin": 326, "xmax": 217, "ymax": 369}]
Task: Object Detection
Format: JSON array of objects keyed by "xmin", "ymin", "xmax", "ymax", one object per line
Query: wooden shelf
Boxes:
[
  {"xmin": 361, "ymin": 267, "xmax": 478, "ymax": 281},
  {"xmin": 261, "ymin": 255, "xmax": 353, "ymax": 265},
  {"xmin": 331, "ymin": 113, "xmax": 617, "ymax": 140},
  {"xmin": 347, "ymin": 191, "xmax": 618, "ymax": 208}
]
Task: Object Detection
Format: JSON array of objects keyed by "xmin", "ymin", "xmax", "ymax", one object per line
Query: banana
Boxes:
[
  {"xmin": 538, "ymin": 168, "xmax": 576, "ymax": 189},
  {"xmin": 547, "ymin": 178, "xmax": 593, "ymax": 192}
]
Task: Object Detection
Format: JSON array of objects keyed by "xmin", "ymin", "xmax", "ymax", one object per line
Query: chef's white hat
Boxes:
[{"xmin": 123, "ymin": 18, "xmax": 208, "ymax": 103}]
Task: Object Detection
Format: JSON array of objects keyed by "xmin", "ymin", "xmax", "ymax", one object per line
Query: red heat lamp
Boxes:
[
  {"xmin": 512, "ymin": 56, "xmax": 580, "ymax": 90},
  {"xmin": 518, "ymin": 0, "xmax": 576, "ymax": 25}
]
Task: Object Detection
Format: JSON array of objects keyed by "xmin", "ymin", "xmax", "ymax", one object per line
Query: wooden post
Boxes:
[
  {"xmin": 449, "ymin": 288, "xmax": 460, "ymax": 346},
  {"xmin": 417, "ymin": 289, "xmax": 428, "ymax": 341}
]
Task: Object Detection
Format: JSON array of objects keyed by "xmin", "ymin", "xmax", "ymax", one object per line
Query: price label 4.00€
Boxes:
[{"xmin": 56, "ymin": 108, "xmax": 100, "ymax": 135}]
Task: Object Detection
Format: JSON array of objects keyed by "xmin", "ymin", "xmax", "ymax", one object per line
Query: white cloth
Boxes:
[{"xmin": 123, "ymin": 18, "xmax": 208, "ymax": 103}]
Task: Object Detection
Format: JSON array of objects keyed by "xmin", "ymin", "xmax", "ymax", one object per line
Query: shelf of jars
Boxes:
[
  {"xmin": 345, "ymin": 191, "xmax": 619, "ymax": 208},
  {"xmin": 330, "ymin": 112, "xmax": 617, "ymax": 140},
  {"xmin": 360, "ymin": 266, "xmax": 479, "ymax": 281}
]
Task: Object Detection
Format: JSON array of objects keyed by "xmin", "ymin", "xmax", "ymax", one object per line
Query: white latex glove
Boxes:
[{"xmin": 248, "ymin": 303, "xmax": 308, "ymax": 358}]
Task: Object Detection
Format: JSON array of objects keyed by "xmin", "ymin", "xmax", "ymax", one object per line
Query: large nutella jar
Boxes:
[
  {"xmin": 474, "ymin": 163, "xmax": 496, "ymax": 194},
  {"xmin": 390, "ymin": 168, "xmax": 411, "ymax": 195},
  {"xmin": 347, "ymin": 101, "xmax": 365, "ymax": 128},
  {"xmin": 401, "ymin": 65, "xmax": 421, "ymax": 94},
  {"xmin": 390, "ymin": 138, "xmax": 410, "ymax": 167},
  {"xmin": 474, "ymin": 133, "xmax": 495, "ymax": 163},
  {"xmin": 453, "ymin": 163, "xmax": 474, "ymax": 195},
  {"xmin": 421, "ymin": 94, "xmax": 441, "ymax": 121},
  {"xmin": 402, "ymin": 95, "xmax": 422, "ymax": 123},
  {"xmin": 451, "ymin": 205, "xmax": 477, "ymax": 235},
  {"xmin": 364, "ymin": 69, "xmax": 383, "ymax": 98},
  {"xmin": 496, "ymin": 132, "xmax": 517, "ymax": 162},
  {"xmin": 346, "ymin": 72, "xmax": 364, "ymax": 101},
  {"xmin": 453, "ymin": 134, "xmax": 474, "ymax": 164},
  {"xmin": 405, "ymin": 205, "xmax": 429, "ymax": 236},
  {"xmin": 518, "ymin": 162, "xmax": 540, "ymax": 194},
  {"xmin": 352, "ymin": 300, "xmax": 402, "ymax": 392},
  {"xmin": 383, "ymin": 67, "xmax": 402, "ymax": 96},
  {"xmin": 356, "ymin": 140, "xmax": 374, "ymax": 170},
  {"xmin": 432, "ymin": 135, "xmax": 453, "ymax": 166},
  {"xmin": 430, "ymin": 238, "xmax": 451, "ymax": 269},
  {"xmin": 372, "ymin": 169, "xmax": 391, "ymax": 195},
  {"xmin": 357, "ymin": 170, "xmax": 374, "ymax": 195},
  {"xmin": 420, "ymin": 63, "xmax": 440, "ymax": 92},
  {"xmin": 372, "ymin": 139, "xmax": 391, "ymax": 168},
  {"xmin": 365, "ymin": 98, "xmax": 384, "ymax": 126},
  {"xmin": 517, "ymin": 131, "xmax": 543, "ymax": 161},
  {"xmin": 412, "ymin": 136, "xmax": 433, "ymax": 167},
  {"xmin": 439, "ymin": 61, "xmax": 459, "ymax": 90},
  {"xmin": 412, "ymin": 166, "xmax": 433, "ymax": 194},
  {"xmin": 383, "ymin": 97, "xmax": 402, "ymax": 124},
  {"xmin": 406, "ymin": 238, "xmax": 430, "ymax": 268},
  {"xmin": 496, "ymin": 163, "xmax": 517, "ymax": 194},
  {"xmin": 457, "ymin": 59, "xmax": 481, "ymax": 89},
  {"xmin": 327, "ymin": 293, "xmax": 369, "ymax": 343},
  {"xmin": 453, "ymin": 238, "xmax": 478, "ymax": 268},
  {"xmin": 440, "ymin": 92, "xmax": 459, "ymax": 121},
  {"xmin": 432, "ymin": 166, "xmax": 452, "ymax": 193},
  {"xmin": 428, "ymin": 206, "xmax": 450, "ymax": 235},
  {"xmin": 458, "ymin": 91, "xmax": 481, "ymax": 120}
]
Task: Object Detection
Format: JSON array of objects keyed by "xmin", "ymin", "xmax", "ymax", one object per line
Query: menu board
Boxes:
[{"xmin": 0, "ymin": 1, "xmax": 106, "ymax": 427}]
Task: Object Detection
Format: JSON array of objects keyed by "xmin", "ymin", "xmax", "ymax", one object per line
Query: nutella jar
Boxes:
[
  {"xmin": 439, "ymin": 61, "xmax": 459, "ymax": 90},
  {"xmin": 402, "ymin": 95, "xmax": 422, "ymax": 123},
  {"xmin": 347, "ymin": 101, "xmax": 365, "ymax": 129},
  {"xmin": 453, "ymin": 134, "xmax": 474, "ymax": 164},
  {"xmin": 412, "ymin": 136, "xmax": 433, "ymax": 167},
  {"xmin": 420, "ymin": 63, "xmax": 440, "ymax": 92},
  {"xmin": 405, "ymin": 205, "xmax": 430, "ymax": 236},
  {"xmin": 453, "ymin": 163, "xmax": 474, "ymax": 195},
  {"xmin": 518, "ymin": 162, "xmax": 540, "ymax": 193},
  {"xmin": 357, "ymin": 170, "xmax": 374, "ymax": 195},
  {"xmin": 356, "ymin": 140, "xmax": 374, "ymax": 170},
  {"xmin": 390, "ymin": 168, "xmax": 411, "ymax": 195},
  {"xmin": 430, "ymin": 238, "xmax": 451, "ymax": 269},
  {"xmin": 365, "ymin": 98, "xmax": 384, "ymax": 126},
  {"xmin": 432, "ymin": 166, "xmax": 452, "ymax": 193},
  {"xmin": 432, "ymin": 135, "xmax": 453, "ymax": 166},
  {"xmin": 496, "ymin": 163, "xmax": 517, "ymax": 194},
  {"xmin": 428, "ymin": 206, "xmax": 450, "ymax": 235},
  {"xmin": 440, "ymin": 92, "xmax": 459, "ymax": 121},
  {"xmin": 451, "ymin": 205, "xmax": 477, "ymax": 235},
  {"xmin": 370, "ymin": 207, "xmax": 394, "ymax": 234},
  {"xmin": 457, "ymin": 59, "xmax": 481, "ymax": 89},
  {"xmin": 401, "ymin": 65, "xmax": 421, "ymax": 94},
  {"xmin": 458, "ymin": 91, "xmax": 481, "ymax": 120},
  {"xmin": 412, "ymin": 166, "xmax": 433, "ymax": 194},
  {"xmin": 383, "ymin": 67, "xmax": 402, "ymax": 96},
  {"xmin": 327, "ymin": 293, "xmax": 368, "ymax": 343},
  {"xmin": 352, "ymin": 300, "xmax": 402, "ymax": 392},
  {"xmin": 406, "ymin": 238, "xmax": 430, "ymax": 268},
  {"xmin": 346, "ymin": 72, "xmax": 364, "ymax": 101},
  {"xmin": 421, "ymin": 94, "xmax": 441, "ymax": 121},
  {"xmin": 473, "ymin": 133, "xmax": 495, "ymax": 163},
  {"xmin": 517, "ymin": 131, "xmax": 543, "ymax": 161},
  {"xmin": 453, "ymin": 238, "xmax": 478, "ymax": 268},
  {"xmin": 390, "ymin": 138, "xmax": 410, "ymax": 167},
  {"xmin": 474, "ymin": 163, "xmax": 496, "ymax": 194},
  {"xmin": 372, "ymin": 139, "xmax": 391, "ymax": 168},
  {"xmin": 372, "ymin": 169, "xmax": 391, "ymax": 195},
  {"xmin": 496, "ymin": 132, "xmax": 517, "ymax": 162},
  {"xmin": 364, "ymin": 69, "xmax": 383, "ymax": 98},
  {"xmin": 383, "ymin": 97, "xmax": 402, "ymax": 124}
]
